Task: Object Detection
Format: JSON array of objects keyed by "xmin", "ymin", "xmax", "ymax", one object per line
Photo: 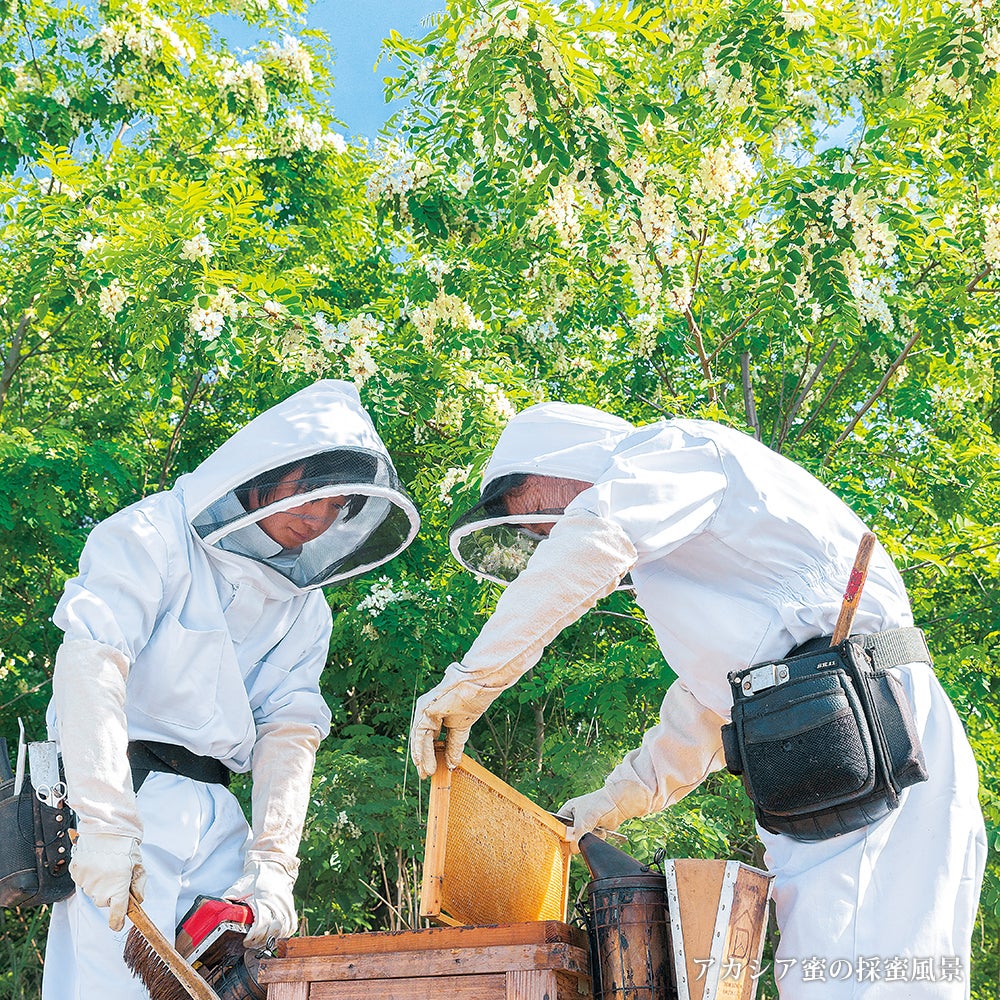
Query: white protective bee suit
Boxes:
[
  {"xmin": 411, "ymin": 402, "xmax": 985, "ymax": 1000},
  {"xmin": 44, "ymin": 379, "xmax": 419, "ymax": 999}
]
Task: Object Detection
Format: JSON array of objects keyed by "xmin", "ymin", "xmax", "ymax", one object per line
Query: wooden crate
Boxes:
[
  {"xmin": 258, "ymin": 921, "xmax": 592, "ymax": 1000},
  {"xmin": 665, "ymin": 859, "xmax": 773, "ymax": 1000},
  {"xmin": 419, "ymin": 746, "xmax": 571, "ymax": 926}
]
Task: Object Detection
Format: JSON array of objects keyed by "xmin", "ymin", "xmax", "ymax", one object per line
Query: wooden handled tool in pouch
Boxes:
[{"xmin": 831, "ymin": 532, "xmax": 877, "ymax": 645}]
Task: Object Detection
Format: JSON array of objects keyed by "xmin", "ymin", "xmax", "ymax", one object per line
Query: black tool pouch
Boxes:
[
  {"xmin": 0, "ymin": 777, "xmax": 77, "ymax": 908},
  {"xmin": 722, "ymin": 630, "xmax": 928, "ymax": 842}
]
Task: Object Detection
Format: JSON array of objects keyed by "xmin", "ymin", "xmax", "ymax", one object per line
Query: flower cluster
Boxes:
[
  {"xmin": 410, "ymin": 290, "xmax": 484, "ymax": 347},
  {"xmin": 504, "ymin": 77, "xmax": 539, "ymax": 131},
  {"xmin": 478, "ymin": 533, "xmax": 535, "ymax": 579},
  {"xmin": 189, "ymin": 307, "xmax": 225, "ymax": 341},
  {"xmin": 92, "ymin": 5, "xmax": 195, "ymax": 68},
  {"xmin": 781, "ymin": 2, "xmax": 816, "ymax": 31},
  {"xmin": 840, "ymin": 251, "xmax": 894, "ymax": 332},
  {"xmin": 356, "ymin": 576, "xmax": 419, "ymax": 617},
  {"xmin": 438, "ymin": 465, "xmax": 470, "ymax": 506},
  {"xmin": 275, "ymin": 111, "xmax": 346, "ymax": 156},
  {"xmin": 214, "ymin": 56, "xmax": 268, "ymax": 114},
  {"xmin": 699, "ymin": 42, "xmax": 754, "ymax": 110},
  {"xmin": 830, "ymin": 189, "xmax": 897, "ymax": 268},
  {"xmin": 180, "ymin": 232, "xmax": 213, "ymax": 262},
  {"xmin": 534, "ymin": 175, "xmax": 584, "ymax": 247},
  {"xmin": 77, "ymin": 232, "xmax": 105, "ymax": 255},
  {"xmin": 983, "ymin": 204, "xmax": 1000, "ymax": 265},
  {"xmin": 366, "ymin": 142, "xmax": 433, "ymax": 199},
  {"xmin": 469, "ymin": 373, "xmax": 516, "ymax": 422},
  {"xmin": 265, "ymin": 36, "xmax": 314, "ymax": 86},
  {"xmin": 98, "ymin": 278, "xmax": 127, "ymax": 320},
  {"xmin": 698, "ymin": 139, "xmax": 756, "ymax": 207}
]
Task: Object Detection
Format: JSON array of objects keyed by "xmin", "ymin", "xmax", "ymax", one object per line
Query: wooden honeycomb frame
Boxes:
[{"xmin": 419, "ymin": 746, "xmax": 571, "ymax": 926}]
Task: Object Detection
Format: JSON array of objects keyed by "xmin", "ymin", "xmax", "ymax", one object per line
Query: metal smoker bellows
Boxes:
[{"xmin": 579, "ymin": 834, "xmax": 676, "ymax": 1000}]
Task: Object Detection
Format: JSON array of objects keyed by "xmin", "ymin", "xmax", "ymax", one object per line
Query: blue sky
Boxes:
[{"xmin": 218, "ymin": 1, "xmax": 443, "ymax": 141}]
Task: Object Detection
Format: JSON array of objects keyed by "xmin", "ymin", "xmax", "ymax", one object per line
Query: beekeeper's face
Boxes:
[
  {"xmin": 503, "ymin": 474, "xmax": 591, "ymax": 537},
  {"xmin": 250, "ymin": 466, "xmax": 348, "ymax": 548}
]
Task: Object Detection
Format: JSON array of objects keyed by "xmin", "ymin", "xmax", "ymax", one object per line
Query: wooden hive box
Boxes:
[{"xmin": 257, "ymin": 921, "xmax": 592, "ymax": 1000}]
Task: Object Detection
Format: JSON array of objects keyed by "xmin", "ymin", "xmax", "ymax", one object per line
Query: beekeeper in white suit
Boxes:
[
  {"xmin": 44, "ymin": 379, "xmax": 419, "ymax": 999},
  {"xmin": 411, "ymin": 401, "xmax": 985, "ymax": 999}
]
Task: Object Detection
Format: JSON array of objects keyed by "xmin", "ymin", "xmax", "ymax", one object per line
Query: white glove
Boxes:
[
  {"xmin": 69, "ymin": 831, "xmax": 146, "ymax": 931},
  {"xmin": 224, "ymin": 852, "xmax": 297, "ymax": 947},
  {"xmin": 410, "ymin": 513, "xmax": 637, "ymax": 778},
  {"xmin": 558, "ymin": 681, "xmax": 727, "ymax": 845},
  {"xmin": 224, "ymin": 720, "xmax": 320, "ymax": 946},
  {"xmin": 52, "ymin": 638, "xmax": 145, "ymax": 928}
]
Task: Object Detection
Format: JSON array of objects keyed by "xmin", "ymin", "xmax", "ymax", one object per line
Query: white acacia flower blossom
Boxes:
[
  {"xmin": 356, "ymin": 576, "xmax": 418, "ymax": 617},
  {"xmin": 77, "ymin": 232, "xmax": 105, "ymax": 254},
  {"xmin": 214, "ymin": 57, "xmax": 268, "ymax": 114},
  {"xmin": 982, "ymin": 205, "xmax": 1000, "ymax": 265},
  {"xmin": 438, "ymin": 466, "xmax": 471, "ymax": 506},
  {"xmin": 781, "ymin": 2, "xmax": 815, "ymax": 30},
  {"xmin": 98, "ymin": 278, "xmax": 127, "ymax": 320},
  {"xmin": 265, "ymin": 36, "xmax": 314, "ymax": 85},
  {"xmin": 181, "ymin": 233, "xmax": 213, "ymax": 262},
  {"xmin": 189, "ymin": 307, "xmax": 225, "ymax": 341},
  {"xmin": 212, "ymin": 287, "xmax": 239, "ymax": 318},
  {"xmin": 698, "ymin": 139, "xmax": 757, "ymax": 207}
]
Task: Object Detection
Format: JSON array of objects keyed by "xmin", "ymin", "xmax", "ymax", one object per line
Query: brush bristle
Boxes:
[{"xmin": 124, "ymin": 924, "xmax": 202, "ymax": 1000}]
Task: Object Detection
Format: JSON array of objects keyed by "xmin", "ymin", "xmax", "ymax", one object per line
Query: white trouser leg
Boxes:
[
  {"xmin": 42, "ymin": 772, "xmax": 249, "ymax": 1000},
  {"xmin": 762, "ymin": 662, "xmax": 986, "ymax": 1000}
]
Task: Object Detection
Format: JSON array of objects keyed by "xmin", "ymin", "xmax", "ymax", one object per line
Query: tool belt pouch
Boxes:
[
  {"xmin": 0, "ymin": 776, "xmax": 76, "ymax": 907},
  {"xmin": 722, "ymin": 638, "xmax": 928, "ymax": 842}
]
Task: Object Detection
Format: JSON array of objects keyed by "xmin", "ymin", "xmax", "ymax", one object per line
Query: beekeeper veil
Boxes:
[
  {"xmin": 181, "ymin": 380, "xmax": 419, "ymax": 590},
  {"xmin": 449, "ymin": 402, "xmax": 634, "ymax": 586}
]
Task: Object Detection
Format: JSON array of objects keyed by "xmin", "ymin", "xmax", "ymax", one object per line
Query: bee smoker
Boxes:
[
  {"xmin": 175, "ymin": 896, "xmax": 267, "ymax": 1000},
  {"xmin": 578, "ymin": 834, "xmax": 677, "ymax": 1000}
]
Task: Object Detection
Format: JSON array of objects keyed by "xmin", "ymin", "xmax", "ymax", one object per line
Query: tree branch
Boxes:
[
  {"xmin": 158, "ymin": 375, "xmax": 205, "ymax": 490},
  {"xmin": 741, "ymin": 351, "xmax": 761, "ymax": 440},
  {"xmin": 823, "ymin": 327, "xmax": 921, "ymax": 465},
  {"xmin": 684, "ymin": 306, "xmax": 715, "ymax": 403}
]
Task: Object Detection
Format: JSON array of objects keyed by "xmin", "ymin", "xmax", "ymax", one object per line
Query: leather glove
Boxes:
[
  {"xmin": 559, "ymin": 681, "xmax": 727, "ymax": 845},
  {"xmin": 224, "ymin": 851, "xmax": 297, "ymax": 947},
  {"xmin": 52, "ymin": 639, "xmax": 145, "ymax": 928},
  {"xmin": 69, "ymin": 831, "xmax": 146, "ymax": 931},
  {"xmin": 411, "ymin": 513, "xmax": 637, "ymax": 778},
  {"xmin": 225, "ymin": 720, "xmax": 321, "ymax": 946}
]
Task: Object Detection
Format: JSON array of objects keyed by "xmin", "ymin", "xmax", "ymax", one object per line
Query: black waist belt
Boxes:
[
  {"xmin": 789, "ymin": 626, "xmax": 931, "ymax": 667},
  {"xmin": 128, "ymin": 740, "xmax": 231, "ymax": 793}
]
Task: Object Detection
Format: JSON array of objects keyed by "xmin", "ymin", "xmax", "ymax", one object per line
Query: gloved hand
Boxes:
[
  {"xmin": 69, "ymin": 831, "xmax": 146, "ymax": 931},
  {"xmin": 410, "ymin": 662, "xmax": 501, "ymax": 778},
  {"xmin": 559, "ymin": 681, "xmax": 727, "ymax": 846},
  {"xmin": 557, "ymin": 789, "xmax": 628, "ymax": 845},
  {"xmin": 52, "ymin": 638, "xmax": 145, "ymax": 929},
  {"xmin": 228, "ymin": 719, "xmax": 321, "ymax": 946},
  {"xmin": 411, "ymin": 513, "xmax": 637, "ymax": 778},
  {"xmin": 224, "ymin": 851, "xmax": 297, "ymax": 947}
]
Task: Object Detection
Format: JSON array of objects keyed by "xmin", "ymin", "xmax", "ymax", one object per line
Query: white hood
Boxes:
[
  {"xmin": 450, "ymin": 402, "xmax": 634, "ymax": 585},
  {"xmin": 179, "ymin": 379, "xmax": 419, "ymax": 590}
]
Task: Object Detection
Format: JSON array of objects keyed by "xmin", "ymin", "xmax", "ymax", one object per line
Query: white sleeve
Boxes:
[
  {"xmin": 53, "ymin": 505, "xmax": 170, "ymax": 657},
  {"xmin": 602, "ymin": 680, "xmax": 727, "ymax": 819},
  {"xmin": 459, "ymin": 510, "xmax": 638, "ymax": 687}
]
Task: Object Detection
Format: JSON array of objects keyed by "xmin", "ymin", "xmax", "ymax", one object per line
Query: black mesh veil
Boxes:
[{"xmin": 191, "ymin": 447, "xmax": 419, "ymax": 589}]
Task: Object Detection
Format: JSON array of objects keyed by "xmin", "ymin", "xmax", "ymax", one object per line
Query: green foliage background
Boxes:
[{"xmin": 1, "ymin": 1, "xmax": 998, "ymax": 997}]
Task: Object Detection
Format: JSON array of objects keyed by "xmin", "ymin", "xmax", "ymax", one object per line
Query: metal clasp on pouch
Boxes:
[{"xmin": 741, "ymin": 663, "xmax": 790, "ymax": 695}]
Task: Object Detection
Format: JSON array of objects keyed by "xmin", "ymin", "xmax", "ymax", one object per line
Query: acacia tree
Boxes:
[
  {"xmin": 1, "ymin": 1, "xmax": 999, "ymax": 998},
  {"xmin": 351, "ymin": 0, "xmax": 1000, "ymax": 990}
]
